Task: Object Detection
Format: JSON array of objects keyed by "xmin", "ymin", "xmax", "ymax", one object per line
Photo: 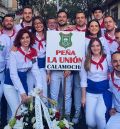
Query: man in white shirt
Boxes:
[
  {"xmin": 110, "ymin": 28, "xmax": 120, "ymax": 54},
  {"xmin": 104, "ymin": 16, "xmax": 116, "ymax": 46},
  {"xmin": 106, "ymin": 51, "xmax": 120, "ymax": 129},
  {"xmin": 15, "ymin": 5, "xmax": 33, "ymax": 32},
  {"xmin": 92, "ymin": 6, "xmax": 105, "ymax": 35},
  {"xmin": 47, "ymin": 17, "xmax": 57, "ymax": 30},
  {"xmin": 1, "ymin": 14, "xmax": 17, "ymax": 46}
]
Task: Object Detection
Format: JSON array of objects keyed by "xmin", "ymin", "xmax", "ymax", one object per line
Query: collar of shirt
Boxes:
[
  {"xmin": 114, "ymin": 72, "xmax": 120, "ymax": 80},
  {"xmin": 21, "ymin": 46, "xmax": 31, "ymax": 55}
]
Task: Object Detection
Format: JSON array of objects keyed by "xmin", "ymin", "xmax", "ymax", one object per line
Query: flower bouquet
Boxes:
[{"xmin": 4, "ymin": 88, "xmax": 73, "ymax": 129}]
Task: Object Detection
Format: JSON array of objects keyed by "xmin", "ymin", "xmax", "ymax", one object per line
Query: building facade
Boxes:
[{"xmin": 105, "ymin": 0, "xmax": 120, "ymax": 26}]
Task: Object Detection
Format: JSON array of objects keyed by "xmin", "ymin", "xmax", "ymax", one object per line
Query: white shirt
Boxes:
[
  {"xmin": 15, "ymin": 22, "xmax": 32, "ymax": 32},
  {"xmin": 9, "ymin": 48, "xmax": 43, "ymax": 94},
  {"xmin": 80, "ymin": 55, "xmax": 111, "ymax": 87},
  {"xmin": 110, "ymin": 41, "xmax": 120, "ymax": 54},
  {"xmin": 85, "ymin": 36, "xmax": 110, "ymax": 55},
  {"xmin": 15, "ymin": 23, "xmax": 22, "ymax": 32},
  {"xmin": 109, "ymin": 72, "xmax": 120, "ymax": 112},
  {"xmin": 0, "ymin": 34, "xmax": 11, "ymax": 71},
  {"xmin": 0, "ymin": 29, "xmax": 17, "ymax": 48},
  {"xmin": 33, "ymin": 33, "xmax": 46, "ymax": 58}
]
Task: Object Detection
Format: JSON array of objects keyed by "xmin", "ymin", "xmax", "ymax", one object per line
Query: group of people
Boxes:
[{"xmin": 0, "ymin": 5, "xmax": 120, "ymax": 129}]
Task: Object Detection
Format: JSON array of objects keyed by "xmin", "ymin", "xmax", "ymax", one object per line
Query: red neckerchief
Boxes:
[
  {"xmin": 104, "ymin": 33, "xmax": 115, "ymax": 44},
  {"xmin": 117, "ymin": 46, "xmax": 120, "ymax": 51},
  {"xmin": 56, "ymin": 26, "xmax": 73, "ymax": 31},
  {"xmin": 18, "ymin": 47, "xmax": 37, "ymax": 62},
  {"xmin": 111, "ymin": 71, "xmax": 120, "ymax": 91},
  {"xmin": 1, "ymin": 29, "xmax": 16, "ymax": 38},
  {"xmin": 35, "ymin": 36, "xmax": 45, "ymax": 50},
  {"xmin": 21, "ymin": 22, "xmax": 32, "ymax": 31},
  {"xmin": 76, "ymin": 25, "xmax": 86, "ymax": 32},
  {"xmin": 100, "ymin": 20, "xmax": 104, "ymax": 29},
  {"xmin": 86, "ymin": 35, "xmax": 95, "ymax": 39},
  {"xmin": 91, "ymin": 55, "xmax": 106, "ymax": 70}
]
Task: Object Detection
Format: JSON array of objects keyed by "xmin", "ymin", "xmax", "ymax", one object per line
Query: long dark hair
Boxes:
[
  {"xmin": 85, "ymin": 19, "xmax": 101, "ymax": 38},
  {"xmin": 32, "ymin": 16, "xmax": 47, "ymax": 39},
  {"xmin": 84, "ymin": 38, "xmax": 105, "ymax": 71},
  {"xmin": 14, "ymin": 29, "xmax": 35, "ymax": 48}
]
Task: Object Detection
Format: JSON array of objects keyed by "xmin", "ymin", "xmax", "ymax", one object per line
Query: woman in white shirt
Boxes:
[
  {"xmin": 3, "ymin": 29, "xmax": 42, "ymax": 118},
  {"xmin": 85, "ymin": 19, "xmax": 110, "ymax": 55},
  {"xmin": 32, "ymin": 16, "xmax": 48, "ymax": 99},
  {"xmin": 80, "ymin": 38, "xmax": 112, "ymax": 129}
]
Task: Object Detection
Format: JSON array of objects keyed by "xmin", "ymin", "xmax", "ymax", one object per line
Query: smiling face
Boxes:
[
  {"xmin": 88, "ymin": 21, "xmax": 100, "ymax": 36},
  {"xmin": 34, "ymin": 19, "xmax": 44, "ymax": 32},
  {"xmin": 91, "ymin": 40, "xmax": 101, "ymax": 56},
  {"xmin": 57, "ymin": 12, "xmax": 68, "ymax": 26},
  {"xmin": 20, "ymin": 33, "xmax": 30, "ymax": 48},
  {"xmin": 2, "ymin": 16, "xmax": 14, "ymax": 30},
  {"xmin": 112, "ymin": 53, "xmax": 120, "ymax": 72}
]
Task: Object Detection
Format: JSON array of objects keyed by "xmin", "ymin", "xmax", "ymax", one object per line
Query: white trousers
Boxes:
[
  {"xmin": 50, "ymin": 71, "xmax": 73, "ymax": 114},
  {"xmin": 86, "ymin": 93, "xmax": 107, "ymax": 129},
  {"xmin": 3, "ymin": 85, "xmax": 20, "ymax": 118},
  {"xmin": 105, "ymin": 112, "xmax": 120, "ymax": 129},
  {"xmin": 0, "ymin": 72, "xmax": 4, "ymax": 102},
  {"xmin": 73, "ymin": 71, "xmax": 81, "ymax": 112}
]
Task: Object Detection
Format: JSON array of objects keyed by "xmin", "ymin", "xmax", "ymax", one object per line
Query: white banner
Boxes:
[
  {"xmin": 35, "ymin": 96, "xmax": 44, "ymax": 129},
  {"xmin": 40, "ymin": 99, "xmax": 54, "ymax": 129},
  {"xmin": 46, "ymin": 31, "xmax": 85, "ymax": 70}
]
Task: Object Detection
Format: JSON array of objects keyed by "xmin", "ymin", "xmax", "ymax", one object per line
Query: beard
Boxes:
[
  {"xmin": 114, "ymin": 65, "xmax": 120, "ymax": 73},
  {"xmin": 3, "ymin": 25, "xmax": 13, "ymax": 30},
  {"xmin": 58, "ymin": 22, "xmax": 67, "ymax": 27},
  {"xmin": 23, "ymin": 18, "xmax": 32, "ymax": 23}
]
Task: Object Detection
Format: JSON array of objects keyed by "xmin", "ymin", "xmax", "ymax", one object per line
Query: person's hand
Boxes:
[
  {"xmin": 109, "ymin": 108, "xmax": 116, "ymax": 116},
  {"xmin": 81, "ymin": 96, "xmax": 86, "ymax": 108},
  {"xmin": 21, "ymin": 93, "xmax": 29, "ymax": 103},
  {"xmin": 47, "ymin": 73, "xmax": 51, "ymax": 85},
  {"xmin": 64, "ymin": 70, "xmax": 71, "ymax": 78},
  {"xmin": 11, "ymin": 45, "xmax": 17, "ymax": 51}
]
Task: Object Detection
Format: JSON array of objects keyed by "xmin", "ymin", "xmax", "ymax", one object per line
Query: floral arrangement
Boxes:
[{"xmin": 4, "ymin": 88, "xmax": 73, "ymax": 129}]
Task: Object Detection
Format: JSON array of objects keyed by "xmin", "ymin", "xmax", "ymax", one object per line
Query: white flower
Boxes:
[
  {"xmin": 31, "ymin": 117, "xmax": 36, "ymax": 123},
  {"xmin": 52, "ymin": 120, "xmax": 60, "ymax": 129},
  {"xmin": 4, "ymin": 125, "xmax": 11, "ymax": 129},
  {"xmin": 29, "ymin": 88, "xmax": 41, "ymax": 96},
  {"xmin": 33, "ymin": 122, "xmax": 36, "ymax": 129},
  {"xmin": 24, "ymin": 122, "xmax": 28, "ymax": 126},
  {"xmin": 63, "ymin": 118, "xmax": 70, "ymax": 128}
]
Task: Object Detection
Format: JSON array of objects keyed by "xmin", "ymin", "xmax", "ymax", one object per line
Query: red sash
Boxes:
[
  {"xmin": 35, "ymin": 37, "xmax": 45, "ymax": 50},
  {"xmin": 111, "ymin": 71, "xmax": 120, "ymax": 91},
  {"xmin": 91, "ymin": 55, "xmax": 106, "ymax": 70},
  {"xmin": 18, "ymin": 47, "xmax": 37, "ymax": 62}
]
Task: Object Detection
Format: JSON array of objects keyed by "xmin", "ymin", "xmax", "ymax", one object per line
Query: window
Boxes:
[{"xmin": 111, "ymin": 6, "xmax": 118, "ymax": 22}]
